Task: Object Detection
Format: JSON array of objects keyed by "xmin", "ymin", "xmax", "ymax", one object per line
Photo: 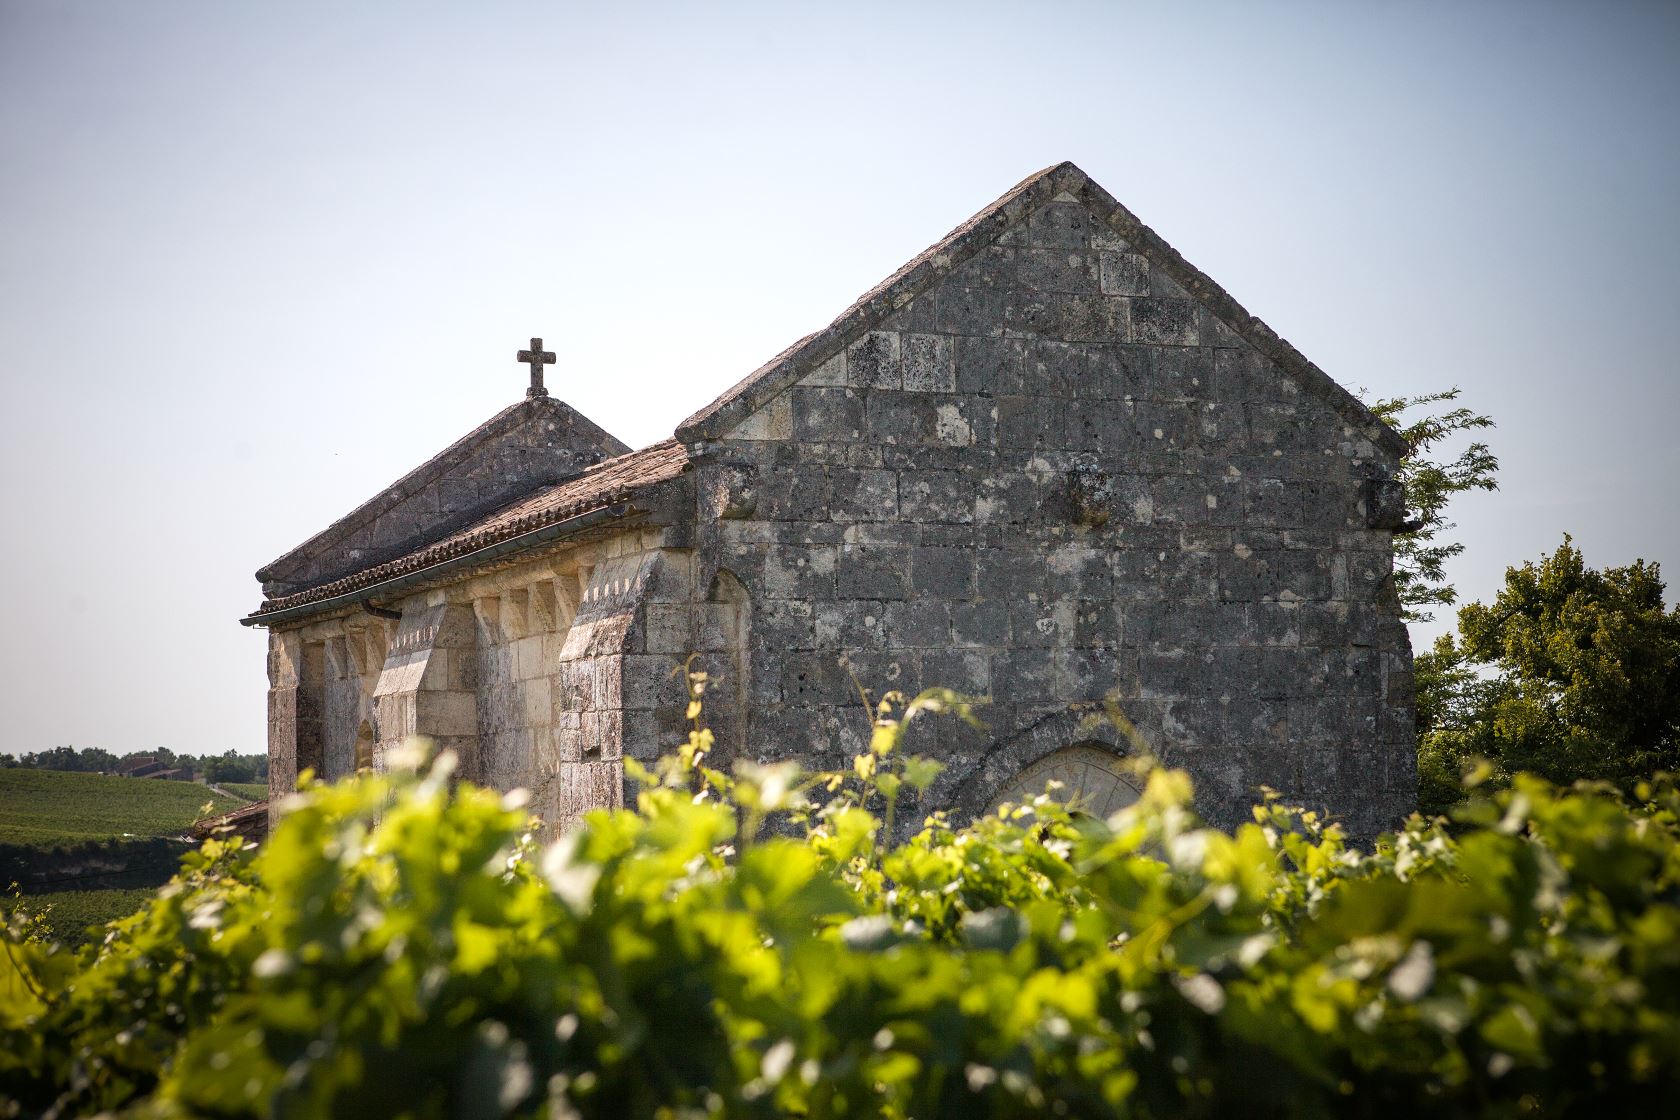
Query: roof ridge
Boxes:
[{"xmin": 676, "ymin": 161, "xmax": 1405, "ymax": 458}]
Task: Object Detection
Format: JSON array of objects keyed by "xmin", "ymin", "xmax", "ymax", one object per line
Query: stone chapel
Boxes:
[{"xmin": 244, "ymin": 162, "xmax": 1416, "ymax": 837}]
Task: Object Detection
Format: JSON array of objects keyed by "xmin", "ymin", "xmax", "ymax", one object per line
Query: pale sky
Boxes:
[{"xmin": 2, "ymin": 0, "xmax": 1676, "ymax": 756}]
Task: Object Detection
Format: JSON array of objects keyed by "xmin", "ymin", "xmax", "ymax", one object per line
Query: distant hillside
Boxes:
[
  {"xmin": 0, "ymin": 769, "xmax": 243, "ymax": 848},
  {"xmin": 1, "ymin": 747, "xmax": 266, "ymax": 784}
]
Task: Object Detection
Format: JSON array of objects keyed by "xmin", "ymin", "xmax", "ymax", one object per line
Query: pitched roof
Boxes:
[
  {"xmin": 246, "ymin": 439, "xmax": 691, "ymax": 622},
  {"xmin": 257, "ymin": 395, "xmax": 630, "ymax": 594},
  {"xmin": 248, "ymin": 163, "xmax": 1403, "ymax": 627},
  {"xmin": 678, "ymin": 161, "xmax": 1408, "ymax": 460}
]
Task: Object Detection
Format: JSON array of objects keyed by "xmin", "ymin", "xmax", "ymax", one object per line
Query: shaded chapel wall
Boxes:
[
  {"xmin": 471, "ymin": 578, "xmax": 574, "ymax": 793},
  {"xmin": 319, "ymin": 623, "xmax": 393, "ymax": 780},
  {"xmin": 547, "ymin": 548, "xmax": 670, "ymax": 829},
  {"xmin": 323, "ymin": 638, "xmax": 360, "ymax": 780},
  {"xmin": 700, "ymin": 195, "xmax": 1414, "ymax": 836},
  {"xmin": 371, "ymin": 602, "xmax": 480, "ymax": 774}
]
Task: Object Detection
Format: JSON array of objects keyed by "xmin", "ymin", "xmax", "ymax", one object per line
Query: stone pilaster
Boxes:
[
  {"xmin": 543, "ymin": 549, "xmax": 670, "ymax": 829},
  {"xmin": 265, "ymin": 630, "xmax": 303, "ymax": 829}
]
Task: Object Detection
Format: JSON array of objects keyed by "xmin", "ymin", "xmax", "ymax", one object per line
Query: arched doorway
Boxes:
[{"xmin": 989, "ymin": 743, "xmax": 1142, "ymax": 817}]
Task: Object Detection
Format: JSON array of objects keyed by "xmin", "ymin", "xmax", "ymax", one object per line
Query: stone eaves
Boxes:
[
  {"xmin": 247, "ymin": 439, "xmax": 691, "ymax": 621},
  {"xmin": 676, "ymin": 161, "xmax": 1408, "ymax": 461}
]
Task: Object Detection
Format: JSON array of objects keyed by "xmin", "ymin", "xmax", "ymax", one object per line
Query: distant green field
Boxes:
[
  {"xmin": 0, "ymin": 769, "xmax": 242, "ymax": 847},
  {"xmin": 223, "ymin": 782, "xmax": 269, "ymax": 801},
  {"xmin": 2, "ymin": 888, "xmax": 152, "ymax": 948}
]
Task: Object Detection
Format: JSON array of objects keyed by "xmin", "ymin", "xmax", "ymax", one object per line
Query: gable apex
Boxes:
[{"xmin": 677, "ymin": 162, "xmax": 1406, "ymax": 461}]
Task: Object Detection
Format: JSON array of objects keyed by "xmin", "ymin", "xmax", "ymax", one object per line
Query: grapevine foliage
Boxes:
[{"xmin": 3, "ymin": 690, "xmax": 1678, "ymax": 1118}]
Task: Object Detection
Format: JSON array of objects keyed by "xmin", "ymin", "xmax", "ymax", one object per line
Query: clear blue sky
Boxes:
[{"xmin": 2, "ymin": 0, "xmax": 1675, "ymax": 756}]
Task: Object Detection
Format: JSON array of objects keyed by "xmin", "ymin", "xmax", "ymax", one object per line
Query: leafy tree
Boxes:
[
  {"xmin": 1366, "ymin": 389, "xmax": 1499, "ymax": 622},
  {"xmin": 202, "ymin": 750, "xmax": 264, "ymax": 784},
  {"xmin": 1420, "ymin": 536, "xmax": 1680, "ymax": 811},
  {"xmin": 9, "ymin": 746, "xmax": 122, "ymax": 773}
]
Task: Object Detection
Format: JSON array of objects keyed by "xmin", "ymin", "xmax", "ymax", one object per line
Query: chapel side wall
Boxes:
[
  {"xmin": 626, "ymin": 549, "xmax": 755, "ymax": 771},
  {"xmin": 702, "ymin": 196, "xmax": 1413, "ymax": 835},
  {"xmin": 322, "ymin": 638, "xmax": 362, "ymax": 780},
  {"xmin": 546, "ymin": 536, "xmax": 693, "ymax": 830},
  {"xmin": 372, "ymin": 602, "xmax": 481, "ymax": 774},
  {"xmin": 470, "ymin": 579, "xmax": 571, "ymax": 793}
]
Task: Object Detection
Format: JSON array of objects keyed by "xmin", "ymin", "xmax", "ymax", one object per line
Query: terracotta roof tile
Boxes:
[{"xmin": 251, "ymin": 439, "xmax": 690, "ymax": 618}]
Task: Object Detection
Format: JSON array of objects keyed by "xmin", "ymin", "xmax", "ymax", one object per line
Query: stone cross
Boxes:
[{"xmin": 517, "ymin": 337, "xmax": 556, "ymax": 399}]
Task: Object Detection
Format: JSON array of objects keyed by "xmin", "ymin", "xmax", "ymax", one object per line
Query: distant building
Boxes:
[
  {"xmin": 116, "ymin": 755, "xmax": 192, "ymax": 781},
  {"xmin": 244, "ymin": 163, "xmax": 1415, "ymax": 836}
]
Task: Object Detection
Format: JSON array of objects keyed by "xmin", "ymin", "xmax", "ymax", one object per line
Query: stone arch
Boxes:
[
  {"xmin": 988, "ymin": 743, "xmax": 1142, "ymax": 816},
  {"xmin": 942, "ymin": 709, "xmax": 1141, "ymax": 821}
]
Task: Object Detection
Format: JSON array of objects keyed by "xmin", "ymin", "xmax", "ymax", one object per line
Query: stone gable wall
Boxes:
[
  {"xmin": 667, "ymin": 195, "xmax": 1414, "ymax": 835},
  {"xmin": 261, "ymin": 194, "xmax": 1415, "ymax": 838}
]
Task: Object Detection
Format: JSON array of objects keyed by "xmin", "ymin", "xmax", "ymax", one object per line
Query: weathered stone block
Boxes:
[
  {"xmin": 837, "ymin": 546, "xmax": 910, "ymax": 600},
  {"xmin": 1144, "ymin": 348, "xmax": 1216, "ymax": 400},
  {"xmin": 548, "ymin": 760, "xmax": 624, "ymax": 830},
  {"xmin": 840, "ymin": 649, "xmax": 916, "ymax": 695},
  {"xmin": 920, "ymin": 649, "xmax": 992, "ymax": 696},
  {"xmin": 864, "ymin": 391, "xmax": 939, "ymax": 446},
  {"xmin": 1009, "ymin": 601, "xmax": 1063, "ymax": 648},
  {"xmin": 1129, "ymin": 298, "xmax": 1200, "ymax": 346},
  {"xmin": 909, "ymin": 546, "xmax": 975, "ymax": 599},
  {"xmin": 792, "ymin": 387, "xmax": 865, "ymax": 442},
  {"xmin": 754, "ymin": 464, "xmax": 830, "ymax": 521},
  {"xmin": 798, "ymin": 351, "xmax": 848, "ymax": 387},
  {"xmin": 897, "ymin": 470, "xmax": 975, "ymax": 523},
  {"xmin": 416, "ymin": 690, "xmax": 478, "ymax": 738},
  {"xmin": 1362, "ymin": 476, "xmax": 1407, "ymax": 530},
  {"xmin": 515, "ymin": 635, "xmax": 547, "ymax": 681},
  {"xmin": 882, "ymin": 599, "xmax": 952, "ymax": 648},
  {"xmin": 975, "ymin": 548, "xmax": 1044, "ymax": 601},
  {"xmin": 991, "ymin": 647, "xmax": 1055, "ymax": 701},
  {"xmin": 1027, "ymin": 200, "xmax": 1092, "ymax": 248},
  {"xmin": 951, "ymin": 601, "xmax": 1011, "ymax": 648},
  {"xmin": 643, "ymin": 603, "xmax": 693, "ymax": 655},
  {"xmin": 997, "ymin": 396, "xmax": 1057, "ymax": 448},
  {"xmin": 763, "ymin": 546, "xmax": 837, "ymax": 600},
  {"xmin": 779, "ymin": 653, "xmax": 854, "ymax": 705},
  {"xmin": 727, "ymin": 394, "xmax": 792, "ymax": 440},
  {"xmin": 847, "ymin": 331, "xmax": 901, "ymax": 389},
  {"xmin": 897, "ymin": 286, "xmax": 1006, "ymax": 337},
  {"xmin": 1098, "ymin": 251, "xmax": 1151, "ymax": 297},
  {"xmin": 1018, "ymin": 249, "xmax": 1100, "ymax": 294},
  {"xmin": 826, "ymin": 468, "xmax": 898, "ymax": 521}
]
